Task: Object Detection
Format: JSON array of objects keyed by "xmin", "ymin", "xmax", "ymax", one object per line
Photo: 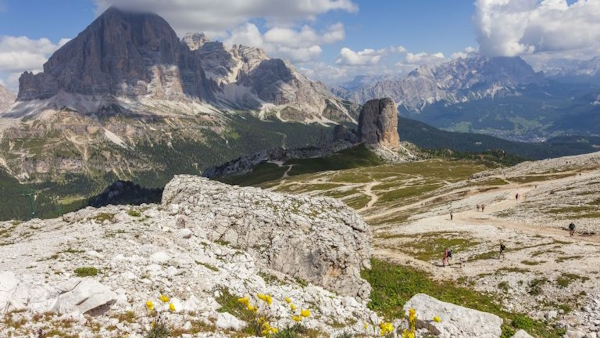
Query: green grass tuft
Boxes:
[{"xmin": 74, "ymin": 267, "xmax": 99, "ymax": 277}]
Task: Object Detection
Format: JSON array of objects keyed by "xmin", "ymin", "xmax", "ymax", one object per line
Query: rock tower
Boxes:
[{"xmin": 357, "ymin": 98, "xmax": 400, "ymax": 149}]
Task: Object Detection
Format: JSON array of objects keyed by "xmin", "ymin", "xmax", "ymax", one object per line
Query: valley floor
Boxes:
[{"xmin": 268, "ymin": 152, "xmax": 600, "ymax": 335}]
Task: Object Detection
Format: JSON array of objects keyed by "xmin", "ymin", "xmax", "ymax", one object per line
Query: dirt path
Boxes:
[{"xmin": 357, "ymin": 181, "xmax": 380, "ymax": 212}]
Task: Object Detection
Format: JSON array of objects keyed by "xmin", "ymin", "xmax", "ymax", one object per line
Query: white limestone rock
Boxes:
[
  {"xmin": 511, "ymin": 329, "xmax": 534, "ymax": 338},
  {"xmin": 53, "ymin": 279, "xmax": 117, "ymax": 315},
  {"xmin": 162, "ymin": 175, "xmax": 373, "ymax": 301},
  {"xmin": 403, "ymin": 293, "xmax": 503, "ymax": 338}
]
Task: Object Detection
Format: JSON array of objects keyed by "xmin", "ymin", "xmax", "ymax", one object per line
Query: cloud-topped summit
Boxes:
[{"xmin": 15, "ymin": 6, "xmax": 353, "ymax": 122}]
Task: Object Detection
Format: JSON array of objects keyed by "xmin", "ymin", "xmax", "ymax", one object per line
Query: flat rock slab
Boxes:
[{"xmin": 403, "ymin": 293, "xmax": 503, "ymax": 338}]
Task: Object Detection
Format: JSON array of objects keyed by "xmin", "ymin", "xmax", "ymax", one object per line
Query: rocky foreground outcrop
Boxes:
[
  {"xmin": 162, "ymin": 175, "xmax": 372, "ymax": 300},
  {"xmin": 0, "ymin": 175, "xmax": 539, "ymax": 337},
  {"xmin": 0, "ymin": 175, "xmax": 375, "ymax": 337}
]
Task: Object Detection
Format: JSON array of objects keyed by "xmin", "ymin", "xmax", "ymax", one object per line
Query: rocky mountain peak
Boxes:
[
  {"xmin": 336, "ymin": 55, "xmax": 545, "ymax": 112},
  {"xmin": 0, "ymin": 84, "xmax": 15, "ymax": 111},
  {"xmin": 17, "ymin": 6, "xmax": 199, "ymax": 101},
  {"xmin": 182, "ymin": 32, "xmax": 210, "ymax": 51},
  {"xmin": 12, "ymin": 6, "xmax": 353, "ymax": 124}
]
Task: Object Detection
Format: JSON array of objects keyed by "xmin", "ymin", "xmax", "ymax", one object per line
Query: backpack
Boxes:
[
  {"xmin": 500, "ymin": 244, "xmax": 506, "ymax": 251},
  {"xmin": 447, "ymin": 249, "xmax": 453, "ymax": 258},
  {"xmin": 569, "ymin": 223, "xmax": 575, "ymax": 230}
]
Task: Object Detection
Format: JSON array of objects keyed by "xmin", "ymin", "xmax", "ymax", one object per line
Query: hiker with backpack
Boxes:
[
  {"xmin": 569, "ymin": 222, "xmax": 576, "ymax": 236},
  {"xmin": 442, "ymin": 248, "xmax": 453, "ymax": 267},
  {"xmin": 499, "ymin": 241, "xmax": 506, "ymax": 259}
]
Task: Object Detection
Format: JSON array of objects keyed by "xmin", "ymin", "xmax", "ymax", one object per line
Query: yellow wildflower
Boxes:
[
  {"xmin": 247, "ymin": 304, "xmax": 258, "ymax": 312},
  {"xmin": 300, "ymin": 309, "xmax": 310, "ymax": 318},
  {"xmin": 169, "ymin": 303, "xmax": 176, "ymax": 312},
  {"xmin": 257, "ymin": 293, "xmax": 272, "ymax": 305},
  {"xmin": 159, "ymin": 294, "xmax": 170, "ymax": 303},
  {"xmin": 292, "ymin": 315, "xmax": 302, "ymax": 322},
  {"xmin": 433, "ymin": 316, "xmax": 441, "ymax": 323},
  {"xmin": 271, "ymin": 328, "xmax": 279, "ymax": 334},
  {"xmin": 146, "ymin": 300, "xmax": 154, "ymax": 311},
  {"xmin": 237, "ymin": 297, "xmax": 250, "ymax": 305},
  {"xmin": 364, "ymin": 323, "xmax": 368, "ymax": 329},
  {"xmin": 290, "ymin": 303, "xmax": 297, "ymax": 311},
  {"xmin": 284, "ymin": 297, "xmax": 292, "ymax": 304},
  {"xmin": 380, "ymin": 322, "xmax": 394, "ymax": 336}
]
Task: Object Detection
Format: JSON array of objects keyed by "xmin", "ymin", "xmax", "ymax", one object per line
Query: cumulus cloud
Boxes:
[
  {"xmin": 225, "ymin": 22, "xmax": 344, "ymax": 62},
  {"xmin": 334, "ymin": 45, "xmax": 407, "ymax": 66},
  {"xmin": 404, "ymin": 52, "xmax": 445, "ymax": 65},
  {"xmin": 475, "ymin": 0, "xmax": 600, "ymax": 58},
  {"xmin": 451, "ymin": 46, "xmax": 478, "ymax": 59},
  {"xmin": 95, "ymin": 0, "xmax": 358, "ymax": 37},
  {"xmin": 0, "ymin": 36, "xmax": 69, "ymax": 91},
  {"xmin": 336, "ymin": 48, "xmax": 383, "ymax": 65}
]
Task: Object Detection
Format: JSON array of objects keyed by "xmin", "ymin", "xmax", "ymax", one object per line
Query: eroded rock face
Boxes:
[
  {"xmin": 357, "ymin": 98, "xmax": 400, "ymax": 149},
  {"xmin": 18, "ymin": 7, "xmax": 214, "ymax": 101},
  {"xmin": 162, "ymin": 175, "xmax": 372, "ymax": 300}
]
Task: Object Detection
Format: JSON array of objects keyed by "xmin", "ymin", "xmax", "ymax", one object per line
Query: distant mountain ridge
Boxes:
[
  {"xmin": 0, "ymin": 84, "xmax": 15, "ymax": 112},
  {"xmin": 335, "ymin": 55, "xmax": 544, "ymax": 112}
]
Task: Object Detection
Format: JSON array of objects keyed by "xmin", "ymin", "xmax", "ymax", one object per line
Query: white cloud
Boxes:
[
  {"xmin": 0, "ymin": 36, "xmax": 68, "ymax": 91},
  {"xmin": 225, "ymin": 22, "xmax": 344, "ymax": 62},
  {"xmin": 334, "ymin": 45, "xmax": 407, "ymax": 66},
  {"xmin": 336, "ymin": 48, "xmax": 382, "ymax": 65},
  {"xmin": 404, "ymin": 52, "xmax": 445, "ymax": 65},
  {"xmin": 451, "ymin": 46, "xmax": 478, "ymax": 59},
  {"xmin": 475, "ymin": 0, "xmax": 600, "ymax": 58},
  {"xmin": 95, "ymin": 0, "xmax": 358, "ymax": 37}
]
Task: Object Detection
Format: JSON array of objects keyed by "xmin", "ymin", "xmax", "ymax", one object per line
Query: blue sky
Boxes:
[{"xmin": 1, "ymin": 0, "xmax": 599, "ymax": 90}]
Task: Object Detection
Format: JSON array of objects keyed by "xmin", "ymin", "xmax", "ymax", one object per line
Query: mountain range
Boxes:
[
  {"xmin": 0, "ymin": 7, "xmax": 357, "ymax": 192},
  {"xmin": 334, "ymin": 56, "xmax": 600, "ymax": 141}
]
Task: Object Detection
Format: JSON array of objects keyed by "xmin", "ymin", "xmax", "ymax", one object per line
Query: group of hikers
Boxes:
[{"xmin": 441, "ymin": 222, "xmax": 577, "ymax": 267}]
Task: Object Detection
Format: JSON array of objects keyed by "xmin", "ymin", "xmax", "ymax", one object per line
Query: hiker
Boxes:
[
  {"xmin": 476, "ymin": 204, "xmax": 480, "ymax": 212},
  {"xmin": 459, "ymin": 257, "xmax": 464, "ymax": 268},
  {"xmin": 442, "ymin": 248, "xmax": 451, "ymax": 267},
  {"xmin": 450, "ymin": 211, "xmax": 453, "ymax": 220},
  {"xmin": 481, "ymin": 204, "xmax": 485, "ymax": 212},
  {"xmin": 499, "ymin": 241, "xmax": 506, "ymax": 259},
  {"xmin": 515, "ymin": 193, "xmax": 519, "ymax": 200},
  {"xmin": 569, "ymin": 222, "xmax": 576, "ymax": 236}
]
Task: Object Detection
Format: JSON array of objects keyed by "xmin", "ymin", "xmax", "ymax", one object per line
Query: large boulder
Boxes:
[
  {"xmin": 0, "ymin": 272, "xmax": 116, "ymax": 316},
  {"xmin": 403, "ymin": 293, "xmax": 503, "ymax": 338},
  {"xmin": 162, "ymin": 175, "xmax": 373, "ymax": 301},
  {"xmin": 357, "ymin": 98, "xmax": 400, "ymax": 149},
  {"xmin": 53, "ymin": 279, "xmax": 117, "ymax": 315}
]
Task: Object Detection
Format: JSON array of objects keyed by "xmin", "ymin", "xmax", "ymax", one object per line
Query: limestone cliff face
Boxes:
[
  {"xmin": 357, "ymin": 98, "xmax": 400, "ymax": 149},
  {"xmin": 15, "ymin": 7, "xmax": 353, "ymax": 122},
  {"xmin": 18, "ymin": 7, "xmax": 214, "ymax": 101},
  {"xmin": 18, "ymin": 8, "xmax": 212, "ymax": 100},
  {"xmin": 0, "ymin": 84, "xmax": 15, "ymax": 111}
]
